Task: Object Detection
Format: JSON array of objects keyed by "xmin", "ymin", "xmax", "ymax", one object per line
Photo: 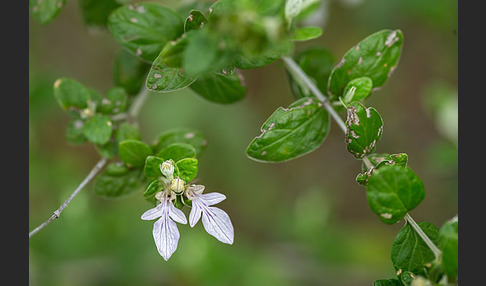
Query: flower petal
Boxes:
[
  {"xmin": 201, "ymin": 206, "xmax": 234, "ymax": 245},
  {"xmin": 169, "ymin": 202, "xmax": 188, "ymax": 224},
  {"xmin": 152, "ymin": 215, "xmax": 180, "ymax": 261},
  {"xmin": 141, "ymin": 203, "xmax": 164, "ymax": 220},
  {"xmin": 200, "ymin": 192, "xmax": 226, "ymax": 206},
  {"xmin": 189, "ymin": 203, "xmax": 202, "ymax": 227}
]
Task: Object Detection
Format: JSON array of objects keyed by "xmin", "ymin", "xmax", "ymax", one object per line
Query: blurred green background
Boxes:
[{"xmin": 29, "ymin": 0, "xmax": 458, "ymax": 285}]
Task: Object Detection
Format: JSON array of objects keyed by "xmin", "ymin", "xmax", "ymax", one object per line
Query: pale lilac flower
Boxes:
[
  {"xmin": 185, "ymin": 184, "xmax": 234, "ymax": 244},
  {"xmin": 141, "ymin": 191, "xmax": 187, "ymax": 261}
]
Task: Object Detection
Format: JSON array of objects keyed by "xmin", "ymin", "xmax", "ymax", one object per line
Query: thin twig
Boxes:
[
  {"xmin": 281, "ymin": 56, "xmax": 442, "ymax": 258},
  {"xmin": 29, "ymin": 157, "xmax": 108, "ymax": 238}
]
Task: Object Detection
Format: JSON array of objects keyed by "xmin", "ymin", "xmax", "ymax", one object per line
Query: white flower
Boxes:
[
  {"xmin": 160, "ymin": 160, "xmax": 175, "ymax": 180},
  {"xmin": 141, "ymin": 191, "xmax": 187, "ymax": 261},
  {"xmin": 185, "ymin": 184, "xmax": 234, "ymax": 245}
]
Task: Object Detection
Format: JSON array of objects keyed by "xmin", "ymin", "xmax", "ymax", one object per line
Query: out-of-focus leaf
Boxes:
[
  {"xmin": 113, "ymin": 48, "xmax": 152, "ymax": 95},
  {"xmin": 439, "ymin": 216, "xmax": 458, "ymax": 281},
  {"xmin": 94, "ymin": 162, "xmax": 145, "ymax": 198},
  {"xmin": 82, "ymin": 114, "xmax": 113, "ymax": 145},
  {"xmin": 118, "ymin": 139, "xmax": 153, "ymax": 167},
  {"xmin": 79, "ymin": 0, "xmax": 122, "ymax": 28},
  {"xmin": 291, "ymin": 26, "xmax": 322, "ymax": 41},
  {"xmin": 189, "ymin": 68, "xmax": 246, "ymax": 104},
  {"xmin": 152, "ymin": 129, "xmax": 207, "ymax": 158},
  {"xmin": 30, "ymin": 0, "xmax": 66, "ymax": 24},
  {"xmin": 156, "ymin": 143, "xmax": 196, "ymax": 162}
]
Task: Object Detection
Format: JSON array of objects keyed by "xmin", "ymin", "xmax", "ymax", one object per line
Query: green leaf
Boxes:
[
  {"xmin": 365, "ymin": 165, "xmax": 425, "ymax": 224},
  {"xmin": 118, "ymin": 139, "xmax": 153, "ymax": 167},
  {"xmin": 247, "ymin": 97, "xmax": 330, "ymax": 162},
  {"xmin": 153, "ymin": 128, "xmax": 207, "ymax": 158},
  {"xmin": 328, "ymin": 29, "xmax": 403, "ymax": 101},
  {"xmin": 82, "ymin": 114, "xmax": 113, "ymax": 145},
  {"xmin": 146, "ymin": 49, "xmax": 196, "ymax": 92},
  {"xmin": 113, "ymin": 48, "xmax": 152, "ymax": 95},
  {"xmin": 95, "ymin": 140, "xmax": 118, "ymax": 159},
  {"xmin": 189, "ymin": 68, "xmax": 247, "ymax": 104},
  {"xmin": 156, "ymin": 143, "xmax": 196, "ymax": 162},
  {"xmin": 175, "ymin": 158, "xmax": 198, "ymax": 182},
  {"xmin": 94, "ymin": 163, "xmax": 145, "ymax": 198},
  {"xmin": 356, "ymin": 153, "xmax": 408, "ymax": 185},
  {"xmin": 97, "ymin": 87, "xmax": 128, "ymax": 114},
  {"xmin": 345, "ymin": 102, "xmax": 384, "ymax": 159},
  {"xmin": 372, "ymin": 279, "xmax": 401, "ymax": 286},
  {"xmin": 399, "ymin": 271, "xmax": 416, "ymax": 286},
  {"xmin": 182, "ymin": 30, "xmax": 223, "ymax": 76},
  {"xmin": 66, "ymin": 118, "xmax": 88, "ymax": 145},
  {"xmin": 342, "ymin": 77, "xmax": 373, "ymax": 103},
  {"xmin": 30, "ymin": 0, "xmax": 66, "ymax": 24},
  {"xmin": 53, "ymin": 78, "xmax": 92, "ymax": 110},
  {"xmin": 144, "ymin": 156, "xmax": 168, "ymax": 180},
  {"xmin": 288, "ymin": 47, "xmax": 334, "ymax": 99},
  {"xmin": 392, "ymin": 221, "xmax": 439, "ymax": 275},
  {"xmin": 143, "ymin": 179, "xmax": 164, "ymax": 204},
  {"xmin": 108, "ymin": 3, "xmax": 184, "ymax": 62},
  {"xmin": 438, "ymin": 216, "xmax": 458, "ymax": 281},
  {"xmin": 79, "ymin": 0, "xmax": 122, "ymax": 28},
  {"xmin": 115, "ymin": 122, "xmax": 141, "ymax": 142},
  {"xmin": 184, "ymin": 10, "xmax": 208, "ymax": 32},
  {"xmin": 291, "ymin": 26, "xmax": 322, "ymax": 41}
]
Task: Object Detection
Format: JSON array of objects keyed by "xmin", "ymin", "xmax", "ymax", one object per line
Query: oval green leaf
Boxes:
[
  {"xmin": 108, "ymin": 3, "xmax": 184, "ymax": 62},
  {"xmin": 82, "ymin": 114, "xmax": 113, "ymax": 145},
  {"xmin": 184, "ymin": 10, "xmax": 208, "ymax": 32},
  {"xmin": 30, "ymin": 0, "xmax": 66, "ymax": 25},
  {"xmin": 291, "ymin": 26, "xmax": 323, "ymax": 42},
  {"xmin": 156, "ymin": 143, "xmax": 196, "ymax": 162},
  {"xmin": 365, "ymin": 165, "xmax": 425, "ymax": 224},
  {"xmin": 143, "ymin": 179, "xmax": 164, "ymax": 204},
  {"xmin": 438, "ymin": 216, "xmax": 458, "ymax": 281},
  {"xmin": 342, "ymin": 77, "xmax": 373, "ymax": 103},
  {"xmin": 152, "ymin": 128, "xmax": 207, "ymax": 158},
  {"xmin": 53, "ymin": 78, "xmax": 93, "ymax": 110},
  {"xmin": 328, "ymin": 29, "xmax": 403, "ymax": 100},
  {"xmin": 118, "ymin": 139, "xmax": 153, "ymax": 167},
  {"xmin": 175, "ymin": 158, "xmax": 198, "ymax": 183},
  {"xmin": 247, "ymin": 97, "xmax": 330, "ymax": 162}
]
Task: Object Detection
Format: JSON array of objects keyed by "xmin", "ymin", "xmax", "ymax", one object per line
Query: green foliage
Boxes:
[
  {"xmin": 156, "ymin": 143, "xmax": 196, "ymax": 162},
  {"xmin": 438, "ymin": 216, "xmax": 458, "ymax": 281},
  {"xmin": 175, "ymin": 158, "xmax": 198, "ymax": 182},
  {"xmin": 113, "ymin": 49, "xmax": 152, "ymax": 95},
  {"xmin": 152, "ymin": 128, "xmax": 207, "ymax": 158},
  {"xmin": 94, "ymin": 162, "xmax": 145, "ymax": 198},
  {"xmin": 118, "ymin": 139, "xmax": 153, "ymax": 167},
  {"xmin": 344, "ymin": 101, "xmax": 384, "ymax": 159},
  {"xmin": 328, "ymin": 29, "xmax": 403, "ymax": 101},
  {"xmin": 82, "ymin": 114, "xmax": 113, "ymax": 145},
  {"xmin": 53, "ymin": 78, "xmax": 92, "ymax": 110},
  {"xmin": 189, "ymin": 68, "xmax": 247, "ymax": 104},
  {"xmin": 291, "ymin": 26, "xmax": 323, "ymax": 41},
  {"xmin": 391, "ymin": 222, "xmax": 439, "ymax": 275},
  {"xmin": 246, "ymin": 97, "xmax": 330, "ymax": 162},
  {"xmin": 108, "ymin": 3, "xmax": 185, "ymax": 62},
  {"xmin": 365, "ymin": 165, "xmax": 425, "ymax": 224},
  {"xmin": 79, "ymin": 0, "xmax": 123, "ymax": 28},
  {"xmin": 342, "ymin": 77, "xmax": 373, "ymax": 103},
  {"xmin": 373, "ymin": 279, "xmax": 402, "ymax": 286},
  {"xmin": 29, "ymin": 0, "xmax": 66, "ymax": 24}
]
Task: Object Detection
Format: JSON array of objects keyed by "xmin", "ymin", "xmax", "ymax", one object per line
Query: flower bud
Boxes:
[
  {"xmin": 170, "ymin": 177, "xmax": 186, "ymax": 194},
  {"xmin": 160, "ymin": 160, "xmax": 175, "ymax": 180}
]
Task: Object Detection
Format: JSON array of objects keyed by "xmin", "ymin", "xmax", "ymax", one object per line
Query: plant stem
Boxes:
[
  {"xmin": 281, "ymin": 56, "xmax": 347, "ymax": 133},
  {"xmin": 29, "ymin": 87, "xmax": 152, "ymax": 239},
  {"xmin": 404, "ymin": 213, "xmax": 442, "ymax": 260},
  {"xmin": 29, "ymin": 157, "xmax": 108, "ymax": 238},
  {"xmin": 281, "ymin": 56, "xmax": 442, "ymax": 259}
]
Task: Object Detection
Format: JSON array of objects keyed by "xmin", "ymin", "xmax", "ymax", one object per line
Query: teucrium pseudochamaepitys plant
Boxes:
[{"xmin": 30, "ymin": 0, "xmax": 457, "ymax": 285}]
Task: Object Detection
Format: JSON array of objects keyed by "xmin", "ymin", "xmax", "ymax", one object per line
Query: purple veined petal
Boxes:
[
  {"xmin": 189, "ymin": 203, "xmax": 202, "ymax": 228},
  {"xmin": 141, "ymin": 203, "xmax": 164, "ymax": 220},
  {"xmin": 169, "ymin": 202, "xmax": 188, "ymax": 224},
  {"xmin": 200, "ymin": 192, "xmax": 226, "ymax": 206},
  {"xmin": 201, "ymin": 206, "xmax": 234, "ymax": 245},
  {"xmin": 152, "ymin": 214, "xmax": 181, "ymax": 261}
]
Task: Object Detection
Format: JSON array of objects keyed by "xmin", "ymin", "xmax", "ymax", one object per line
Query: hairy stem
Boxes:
[
  {"xmin": 281, "ymin": 56, "xmax": 442, "ymax": 259},
  {"xmin": 29, "ymin": 157, "xmax": 108, "ymax": 238}
]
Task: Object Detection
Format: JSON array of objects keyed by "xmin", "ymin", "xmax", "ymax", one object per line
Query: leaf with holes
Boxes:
[
  {"xmin": 118, "ymin": 139, "xmax": 153, "ymax": 167},
  {"xmin": 356, "ymin": 153, "xmax": 408, "ymax": 185},
  {"xmin": 365, "ymin": 165, "xmax": 425, "ymax": 224},
  {"xmin": 345, "ymin": 101, "xmax": 383, "ymax": 159},
  {"xmin": 189, "ymin": 68, "xmax": 246, "ymax": 104},
  {"xmin": 392, "ymin": 221, "xmax": 439, "ymax": 275},
  {"xmin": 246, "ymin": 97, "xmax": 330, "ymax": 162},
  {"xmin": 328, "ymin": 29, "xmax": 403, "ymax": 100},
  {"xmin": 184, "ymin": 9, "xmax": 208, "ymax": 32},
  {"xmin": 108, "ymin": 3, "xmax": 184, "ymax": 62}
]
